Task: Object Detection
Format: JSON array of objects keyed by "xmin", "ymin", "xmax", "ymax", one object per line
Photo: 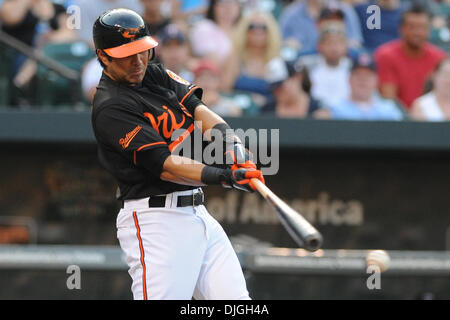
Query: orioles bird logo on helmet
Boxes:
[{"xmin": 121, "ymin": 28, "xmax": 139, "ymax": 40}]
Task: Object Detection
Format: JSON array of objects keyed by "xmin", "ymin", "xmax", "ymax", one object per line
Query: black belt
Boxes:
[{"xmin": 121, "ymin": 190, "xmax": 205, "ymax": 208}]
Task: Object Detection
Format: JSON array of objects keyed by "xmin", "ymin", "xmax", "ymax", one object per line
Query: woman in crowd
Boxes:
[
  {"xmin": 221, "ymin": 10, "xmax": 281, "ymax": 107},
  {"xmin": 189, "ymin": 0, "xmax": 241, "ymax": 64},
  {"xmin": 411, "ymin": 57, "xmax": 450, "ymax": 121}
]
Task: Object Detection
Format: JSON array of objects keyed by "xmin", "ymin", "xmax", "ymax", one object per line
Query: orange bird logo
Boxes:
[{"xmin": 122, "ymin": 28, "xmax": 139, "ymax": 40}]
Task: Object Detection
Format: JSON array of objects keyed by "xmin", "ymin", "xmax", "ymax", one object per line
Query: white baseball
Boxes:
[{"xmin": 366, "ymin": 250, "xmax": 390, "ymax": 272}]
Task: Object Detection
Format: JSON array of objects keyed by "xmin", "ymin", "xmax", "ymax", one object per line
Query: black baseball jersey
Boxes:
[{"xmin": 92, "ymin": 63, "xmax": 203, "ymax": 200}]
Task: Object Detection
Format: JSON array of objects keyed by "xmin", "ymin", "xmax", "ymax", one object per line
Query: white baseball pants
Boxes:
[{"xmin": 116, "ymin": 188, "xmax": 251, "ymax": 300}]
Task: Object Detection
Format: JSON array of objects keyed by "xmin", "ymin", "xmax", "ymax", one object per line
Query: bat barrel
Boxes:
[
  {"xmin": 252, "ymin": 178, "xmax": 323, "ymax": 252},
  {"xmin": 304, "ymin": 233, "xmax": 323, "ymax": 252}
]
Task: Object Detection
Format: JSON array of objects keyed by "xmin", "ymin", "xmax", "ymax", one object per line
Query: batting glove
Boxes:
[
  {"xmin": 224, "ymin": 142, "xmax": 257, "ymax": 171},
  {"xmin": 228, "ymin": 168, "xmax": 265, "ymax": 193}
]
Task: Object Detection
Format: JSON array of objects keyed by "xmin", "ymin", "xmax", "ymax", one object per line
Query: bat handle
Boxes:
[{"xmin": 251, "ymin": 178, "xmax": 275, "ymax": 199}]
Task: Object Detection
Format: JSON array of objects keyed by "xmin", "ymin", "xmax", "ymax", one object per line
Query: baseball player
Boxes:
[{"xmin": 91, "ymin": 8, "xmax": 265, "ymax": 300}]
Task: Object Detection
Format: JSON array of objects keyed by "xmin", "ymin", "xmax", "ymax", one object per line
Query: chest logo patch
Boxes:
[
  {"xmin": 166, "ymin": 69, "xmax": 190, "ymax": 85},
  {"xmin": 119, "ymin": 125, "xmax": 142, "ymax": 149}
]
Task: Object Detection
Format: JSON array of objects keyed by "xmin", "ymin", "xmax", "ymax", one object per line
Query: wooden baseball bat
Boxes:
[{"xmin": 251, "ymin": 178, "xmax": 323, "ymax": 252}]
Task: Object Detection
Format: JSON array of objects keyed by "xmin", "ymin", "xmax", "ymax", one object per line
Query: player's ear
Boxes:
[{"xmin": 97, "ymin": 49, "xmax": 112, "ymax": 69}]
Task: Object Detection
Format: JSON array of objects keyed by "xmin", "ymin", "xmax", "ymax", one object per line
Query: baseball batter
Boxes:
[{"xmin": 91, "ymin": 8, "xmax": 265, "ymax": 300}]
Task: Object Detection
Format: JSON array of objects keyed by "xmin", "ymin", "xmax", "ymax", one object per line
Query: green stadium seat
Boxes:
[{"xmin": 35, "ymin": 41, "xmax": 94, "ymax": 107}]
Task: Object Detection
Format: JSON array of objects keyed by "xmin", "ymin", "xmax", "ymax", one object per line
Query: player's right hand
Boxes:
[{"xmin": 228, "ymin": 168, "xmax": 265, "ymax": 193}]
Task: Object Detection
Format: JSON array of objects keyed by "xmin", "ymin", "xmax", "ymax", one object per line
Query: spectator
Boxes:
[
  {"xmin": 240, "ymin": 0, "xmax": 283, "ymax": 19},
  {"xmin": 193, "ymin": 59, "xmax": 242, "ymax": 116},
  {"xmin": 354, "ymin": 0, "xmax": 407, "ymax": 52},
  {"xmin": 317, "ymin": 6, "xmax": 346, "ymax": 29},
  {"xmin": 327, "ymin": 53, "xmax": 404, "ymax": 120},
  {"xmin": 411, "ymin": 0, "xmax": 440, "ymax": 13},
  {"xmin": 306, "ymin": 23, "xmax": 352, "ymax": 108},
  {"xmin": 14, "ymin": 3, "xmax": 94, "ymax": 106},
  {"xmin": 263, "ymin": 56, "xmax": 329, "ymax": 119},
  {"xmin": 0, "ymin": 0, "xmax": 55, "ymax": 75},
  {"xmin": 411, "ymin": 58, "xmax": 450, "ymax": 121},
  {"xmin": 73, "ymin": 0, "xmax": 143, "ymax": 46},
  {"xmin": 281, "ymin": 6, "xmax": 350, "ymax": 62},
  {"xmin": 430, "ymin": 0, "xmax": 450, "ymax": 17},
  {"xmin": 429, "ymin": 0, "xmax": 450, "ymax": 52},
  {"xmin": 189, "ymin": 0, "xmax": 241, "ymax": 64},
  {"xmin": 279, "ymin": 0, "xmax": 363, "ymax": 55},
  {"xmin": 140, "ymin": 0, "xmax": 171, "ymax": 40},
  {"xmin": 157, "ymin": 23, "xmax": 194, "ymax": 83},
  {"xmin": 170, "ymin": 0, "xmax": 208, "ymax": 27},
  {"xmin": 221, "ymin": 10, "xmax": 281, "ymax": 107},
  {"xmin": 81, "ymin": 57, "xmax": 103, "ymax": 104},
  {"xmin": 374, "ymin": 5, "xmax": 446, "ymax": 109}
]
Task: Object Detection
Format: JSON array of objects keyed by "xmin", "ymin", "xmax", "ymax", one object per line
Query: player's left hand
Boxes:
[
  {"xmin": 229, "ymin": 167, "xmax": 265, "ymax": 193},
  {"xmin": 224, "ymin": 142, "xmax": 257, "ymax": 170}
]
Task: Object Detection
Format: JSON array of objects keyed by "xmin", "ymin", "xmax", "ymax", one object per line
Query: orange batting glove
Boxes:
[
  {"xmin": 225, "ymin": 143, "xmax": 257, "ymax": 171},
  {"xmin": 230, "ymin": 168, "xmax": 265, "ymax": 192}
]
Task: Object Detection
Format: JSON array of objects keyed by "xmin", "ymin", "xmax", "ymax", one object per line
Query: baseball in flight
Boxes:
[{"xmin": 366, "ymin": 250, "xmax": 391, "ymax": 272}]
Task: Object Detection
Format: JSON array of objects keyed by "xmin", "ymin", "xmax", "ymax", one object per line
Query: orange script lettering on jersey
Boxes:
[
  {"xmin": 143, "ymin": 106, "xmax": 186, "ymax": 139},
  {"xmin": 119, "ymin": 125, "xmax": 142, "ymax": 149}
]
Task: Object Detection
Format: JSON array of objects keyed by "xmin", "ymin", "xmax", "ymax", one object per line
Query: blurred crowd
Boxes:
[{"xmin": 0, "ymin": 0, "xmax": 449, "ymax": 121}]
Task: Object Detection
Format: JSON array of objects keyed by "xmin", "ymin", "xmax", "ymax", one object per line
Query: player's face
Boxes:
[{"xmin": 103, "ymin": 50, "xmax": 150, "ymax": 85}]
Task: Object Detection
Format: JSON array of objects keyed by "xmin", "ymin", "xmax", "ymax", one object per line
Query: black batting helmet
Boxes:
[{"xmin": 93, "ymin": 8, "xmax": 158, "ymax": 58}]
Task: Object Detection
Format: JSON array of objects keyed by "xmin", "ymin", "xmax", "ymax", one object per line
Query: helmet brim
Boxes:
[{"xmin": 104, "ymin": 36, "xmax": 159, "ymax": 58}]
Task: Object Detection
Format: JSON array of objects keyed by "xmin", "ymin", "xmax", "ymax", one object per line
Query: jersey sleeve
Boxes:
[{"xmin": 94, "ymin": 104, "xmax": 171, "ymax": 176}]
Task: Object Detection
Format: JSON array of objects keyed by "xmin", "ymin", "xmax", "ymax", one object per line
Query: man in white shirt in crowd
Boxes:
[{"xmin": 304, "ymin": 23, "xmax": 352, "ymax": 108}]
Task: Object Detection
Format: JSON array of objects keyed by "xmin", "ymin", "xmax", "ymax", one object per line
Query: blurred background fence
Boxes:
[
  {"xmin": 1, "ymin": 110, "xmax": 450, "ymax": 299},
  {"xmin": 1, "ymin": 245, "xmax": 450, "ymax": 299}
]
